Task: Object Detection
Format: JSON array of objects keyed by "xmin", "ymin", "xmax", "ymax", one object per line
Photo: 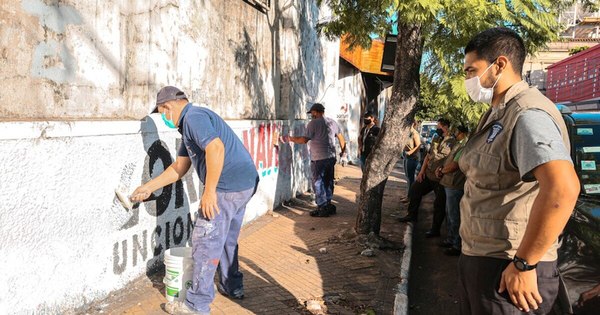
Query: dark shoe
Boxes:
[
  {"xmin": 439, "ymin": 240, "xmax": 453, "ymax": 248},
  {"xmin": 326, "ymin": 202, "xmax": 337, "ymax": 215},
  {"xmin": 218, "ymin": 286, "xmax": 244, "ymax": 300},
  {"xmin": 444, "ymin": 247, "xmax": 461, "ymax": 256},
  {"xmin": 397, "ymin": 215, "xmax": 416, "ymax": 223},
  {"xmin": 425, "ymin": 230, "xmax": 441, "ymax": 238},
  {"xmin": 310, "ymin": 207, "xmax": 330, "ymax": 217}
]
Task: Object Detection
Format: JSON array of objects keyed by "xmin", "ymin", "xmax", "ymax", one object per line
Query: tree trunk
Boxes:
[{"xmin": 355, "ymin": 21, "xmax": 425, "ymax": 235}]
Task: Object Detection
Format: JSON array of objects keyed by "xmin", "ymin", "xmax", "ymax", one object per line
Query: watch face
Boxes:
[{"xmin": 515, "ymin": 260, "xmax": 526, "ymax": 271}]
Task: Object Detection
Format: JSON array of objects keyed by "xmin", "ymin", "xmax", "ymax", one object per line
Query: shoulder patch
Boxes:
[{"xmin": 486, "ymin": 122, "xmax": 504, "ymax": 143}]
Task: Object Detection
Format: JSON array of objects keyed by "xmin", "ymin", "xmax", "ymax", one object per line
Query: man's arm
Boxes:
[
  {"xmin": 499, "ymin": 161, "xmax": 579, "ymax": 312},
  {"xmin": 131, "ymin": 156, "xmax": 192, "ymax": 201},
  {"xmin": 337, "ymin": 133, "xmax": 346, "ymax": 156},
  {"xmin": 289, "ymin": 136, "xmax": 310, "ymax": 144},
  {"xmin": 201, "ymin": 138, "xmax": 225, "ymax": 219}
]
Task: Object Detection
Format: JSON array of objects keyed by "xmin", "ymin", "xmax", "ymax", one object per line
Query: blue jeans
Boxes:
[
  {"xmin": 444, "ymin": 187, "xmax": 463, "ymax": 249},
  {"xmin": 403, "ymin": 156, "xmax": 419, "ymax": 196},
  {"xmin": 310, "ymin": 157, "xmax": 336, "ymax": 207},
  {"xmin": 186, "ymin": 186, "xmax": 256, "ymax": 313}
]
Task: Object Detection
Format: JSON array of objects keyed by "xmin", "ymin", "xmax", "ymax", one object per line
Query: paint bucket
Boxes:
[{"xmin": 163, "ymin": 247, "xmax": 194, "ymax": 302}]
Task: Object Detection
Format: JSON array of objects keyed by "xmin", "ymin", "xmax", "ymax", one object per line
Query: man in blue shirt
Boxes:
[
  {"xmin": 289, "ymin": 103, "xmax": 346, "ymax": 217},
  {"xmin": 131, "ymin": 86, "xmax": 259, "ymax": 315}
]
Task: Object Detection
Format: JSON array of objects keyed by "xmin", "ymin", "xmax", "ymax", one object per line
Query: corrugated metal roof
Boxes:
[{"xmin": 339, "ymin": 36, "xmax": 393, "ymax": 76}]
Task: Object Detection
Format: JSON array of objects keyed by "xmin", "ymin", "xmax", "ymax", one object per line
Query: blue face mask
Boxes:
[{"xmin": 161, "ymin": 112, "xmax": 177, "ymax": 129}]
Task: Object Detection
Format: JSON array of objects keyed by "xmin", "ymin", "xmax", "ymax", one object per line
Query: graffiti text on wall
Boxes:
[
  {"xmin": 242, "ymin": 122, "xmax": 281, "ymax": 177},
  {"xmin": 113, "ymin": 139, "xmax": 192, "ymax": 274},
  {"xmin": 22, "ymin": 0, "xmax": 82, "ymax": 83},
  {"xmin": 113, "ymin": 213, "xmax": 194, "ymax": 274}
]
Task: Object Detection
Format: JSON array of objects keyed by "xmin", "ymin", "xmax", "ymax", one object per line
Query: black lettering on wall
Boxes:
[
  {"xmin": 143, "ymin": 140, "xmax": 186, "ymax": 217},
  {"xmin": 112, "ymin": 216, "xmax": 195, "ymax": 274},
  {"xmin": 146, "ymin": 140, "xmax": 173, "ymax": 217},
  {"xmin": 173, "ymin": 216, "xmax": 184, "ymax": 245},
  {"xmin": 132, "ymin": 230, "xmax": 147, "ymax": 267},
  {"xmin": 152, "ymin": 225, "xmax": 163, "ymax": 257},
  {"xmin": 165, "ymin": 221, "xmax": 171, "ymax": 250},
  {"xmin": 113, "ymin": 240, "xmax": 127, "ymax": 275}
]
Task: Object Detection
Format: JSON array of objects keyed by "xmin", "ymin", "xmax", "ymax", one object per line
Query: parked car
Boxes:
[
  {"xmin": 419, "ymin": 121, "xmax": 438, "ymax": 157},
  {"xmin": 555, "ymin": 105, "xmax": 600, "ymax": 314}
]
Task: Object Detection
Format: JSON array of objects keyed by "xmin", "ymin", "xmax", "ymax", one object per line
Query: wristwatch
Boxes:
[{"xmin": 513, "ymin": 255, "xmax": 537, "ymax": 271}]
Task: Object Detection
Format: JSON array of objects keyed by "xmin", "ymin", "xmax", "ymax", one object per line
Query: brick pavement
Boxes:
[{"xmin": 81, "ymin": 164, "xmax": 408, "ymax": 315}]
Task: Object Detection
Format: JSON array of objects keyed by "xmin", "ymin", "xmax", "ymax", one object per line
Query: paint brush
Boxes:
[{"xmin": 115, "ymin": 189, "xmax": 133, "ymax": 210}]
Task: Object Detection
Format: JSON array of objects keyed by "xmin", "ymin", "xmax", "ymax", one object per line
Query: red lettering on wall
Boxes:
[{"xmin": 242, "ymin": 122, "xmax": 280, "ymax": 173}]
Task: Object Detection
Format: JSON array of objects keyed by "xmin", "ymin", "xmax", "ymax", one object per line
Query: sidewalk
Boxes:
[{"xmin": 79, "ymin": 164, "xmax": 410, "ymax": 315}]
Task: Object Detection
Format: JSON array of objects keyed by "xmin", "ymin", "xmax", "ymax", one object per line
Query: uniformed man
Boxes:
[
  {"xmin": 398, "ymin": 118, "xmax": 455, "ymax": 240},
  {"xmin": 458, "ymin": 28, "xmax": 580, "ymax": 314},
  {"xmin": 435, "ymin": 125, "xmax": 469, "ymax": 256}
]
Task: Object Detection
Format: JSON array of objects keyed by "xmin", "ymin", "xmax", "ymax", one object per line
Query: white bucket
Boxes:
[{"xmin": 163, "ymin": 247, "xmax": 194, "ymax": 302}]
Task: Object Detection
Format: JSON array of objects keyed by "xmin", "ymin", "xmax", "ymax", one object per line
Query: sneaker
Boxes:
[
  {"xmin": 326, "ymin": 202, "xmax": 337, "ymax": 215},
  {"xmin": 218, "ymin": 286, "xmax": 244, "ymax": 300},
  {"xmin": 164, "ymin": 301, "xmax": 208, "ymax": 315},
  {"xmin": 310, "ymin": 206, "xmax": 330, "ymax": 217}
]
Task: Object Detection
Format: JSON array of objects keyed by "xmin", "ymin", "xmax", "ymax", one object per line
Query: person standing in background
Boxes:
[
  {"xmin": 435, "ymin": 125, "xmax": 469, "ymax": 256},
  {"xmin": 401, "ymin": 118, "xmax": 421, "ymax": 202},
  {"xmin": 358, "ymin": 112, "xmax": 381, "ymax": 170},
  {"xmin": 288, "ymin": 103, "xmax": 346, "ymax": 217}
]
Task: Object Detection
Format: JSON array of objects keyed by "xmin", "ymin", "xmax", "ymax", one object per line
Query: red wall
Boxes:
[{"xmin": 547, "ymin": 44, "xmax": 600, "ymax": 103}]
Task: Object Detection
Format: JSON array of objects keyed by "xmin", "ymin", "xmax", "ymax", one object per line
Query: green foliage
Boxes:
[
  {"xmin": 318, "ymin": 0, "xmax": 592, "ymax": 123},
  {"xmin": 417, "ymin": 74, "xmax": 487, "ymax": 130},
  {"xmin": 569, "ymin": 46, "xmax": 590, "ymax": 55}
]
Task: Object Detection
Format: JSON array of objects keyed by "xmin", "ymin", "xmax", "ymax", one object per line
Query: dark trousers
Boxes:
[
  {"xmin": 310, "ymin": 157, "xmax": 336, "ymax": 207},
  {"xmin": 406, "ymin": 176, "xmax": 446, "ymax": 231},
  {"xmin": 458, "ymin": 254, "xmax": 560, "ymax": 315}
]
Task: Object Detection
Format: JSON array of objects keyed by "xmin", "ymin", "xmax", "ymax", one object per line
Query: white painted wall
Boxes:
[
  {"xmin": 0, "ymin": 0, "xmax": 366, "ymax": 313},
  {"xmin": 0, "ymin": 115, "xmax": 312, "ymax": 313}
]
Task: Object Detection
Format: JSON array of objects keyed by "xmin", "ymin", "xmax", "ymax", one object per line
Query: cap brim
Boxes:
[{"xmin": 151, "ymin": 106, "xmax": 159, "ymax": 114}]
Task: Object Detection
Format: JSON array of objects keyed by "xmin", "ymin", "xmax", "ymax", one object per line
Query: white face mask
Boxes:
[{"xmin": 464, "ymin": 62, "xmax": 502, "ymax": 105}]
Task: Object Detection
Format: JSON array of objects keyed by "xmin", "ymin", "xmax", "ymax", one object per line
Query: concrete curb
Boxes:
[{"xmin": 393, "ymin": 222, "xmax": 414, "ymax": 315}]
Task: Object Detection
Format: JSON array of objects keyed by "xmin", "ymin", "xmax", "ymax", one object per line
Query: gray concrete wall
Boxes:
[{"xmin": 0, "ymin": 0, "xmax": 332, "ymax": 120}]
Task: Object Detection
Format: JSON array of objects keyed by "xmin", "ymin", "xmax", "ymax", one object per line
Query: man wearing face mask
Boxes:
[
  {"xmin": 358, "ymin": 112, "xmax": 380, "ymax": 170},
  {"xmin": 398, "ymin": 118, "xmax": 455, "ymax": 240},
  {"xmin": 288, "ymin": 103, "xmax": 346, "ymax": 217},
  {"xmin": 458, "ymin": 28, "xmax": 579, "ymax": 314},
  {"xmin": 130, "ymin": 86, "xmax": 259, "ymax": 315},
  {"xmin": 435, "ymin": 125, "xmax": 469, "ymax": 256}
]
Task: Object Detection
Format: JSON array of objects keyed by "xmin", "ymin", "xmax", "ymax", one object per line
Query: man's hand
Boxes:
[
  {"xmin": 130, "ymin": 185, "xmax": 152, "ymax": 202},
  {"xmin": 435, "ymin": 167, "xmax": 444, "ymax": 179},
  {"xmin": 498, "ymin": 263, "xmax": 543, "ymax": 312},
  {"xmin": 200, "ymin": 190, "xmax": 220, "ymax": 220},
  {"xmin": 416, "ymin": 171, "xmax": 425, "ymax": 183},
  {"xmin": 577, "ymin": 284, "xmax": 600, "ymax": 307}
]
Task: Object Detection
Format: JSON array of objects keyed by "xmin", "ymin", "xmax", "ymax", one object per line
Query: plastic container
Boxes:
[{"xmin": 163, "ymin": 247, "xmax": 194, "ymax": 302}]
